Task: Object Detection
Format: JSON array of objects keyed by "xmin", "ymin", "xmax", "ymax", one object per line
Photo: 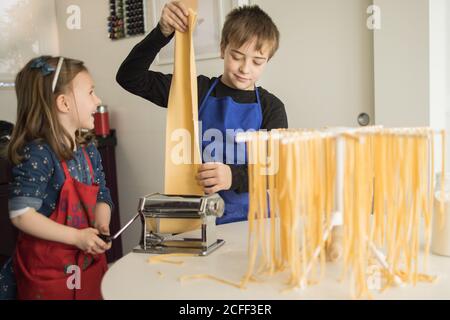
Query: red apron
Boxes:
[{"xmin": 13, "ymin": 148, "xmax": 108, "ymax": 300}]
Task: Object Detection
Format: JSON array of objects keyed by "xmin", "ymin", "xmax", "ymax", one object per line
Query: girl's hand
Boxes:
[
  {"xmin": 75, "ymin": 228, "xmax": 108, "ymax": 255},
  {"xmin": 196, "ymin": 163, "xmax": 232, "ymax": 194},
  {"xmin": 159, "ymin": 1, "xmax": 189, "ymax": 37},
  {"xmin": 96, "ymin": 224, "xmax": 112, "ymax": 251}
]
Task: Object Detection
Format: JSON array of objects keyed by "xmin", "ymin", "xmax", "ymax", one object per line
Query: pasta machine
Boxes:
[{"xmin": 127, "ymin": 193, "xmax": 226, "ymax": 256}]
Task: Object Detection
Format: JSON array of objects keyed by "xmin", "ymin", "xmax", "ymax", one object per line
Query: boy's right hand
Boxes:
[
  {"xmin": 159, "ymin": 1, "xmax": 189, "ymax": 37},
  {"xmin": 75, "ymin": 228, "xmax": 108, "ymax": 255}
]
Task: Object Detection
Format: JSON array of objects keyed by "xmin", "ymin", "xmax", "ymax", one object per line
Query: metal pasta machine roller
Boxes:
[{"xmin": 132, "ymin": 193, "xmax": 225, "ymax": 256}]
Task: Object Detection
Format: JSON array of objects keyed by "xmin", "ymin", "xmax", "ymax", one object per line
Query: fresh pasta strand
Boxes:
[
  {"xmin": 179, "ymin": 274, "xmax": 243, "ymax": 289},
  {"xmin": 147, "ymin": 253, "xmax": 197, "ymax": 265}
]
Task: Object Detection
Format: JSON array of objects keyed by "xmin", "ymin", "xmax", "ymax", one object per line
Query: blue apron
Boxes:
[{"xmin": 199, "ymin": 78, "xmax": 262, "ymax": 224}]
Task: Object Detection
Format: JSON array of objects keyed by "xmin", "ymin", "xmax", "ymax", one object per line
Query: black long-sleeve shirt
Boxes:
[{"xmin": 116, "ymin": 24, "xmax": 288, "ymax": 193}]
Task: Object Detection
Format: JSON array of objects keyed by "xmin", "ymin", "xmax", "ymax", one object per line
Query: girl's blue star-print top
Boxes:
[{"xmin": 8, "ymin": 141, "xmax": 113, "ymax": 216}]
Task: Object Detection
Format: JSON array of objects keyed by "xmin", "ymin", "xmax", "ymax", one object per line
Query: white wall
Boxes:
[
  {"xmin": 430, "ymin": 0, "xmax": 450, "ymax": 172},
  {"xmin": 55, "ymin": 0, "xmax": 375, "ymax": 254},
  {"xmin": 374, "ymin": 0, "xmax": 430, "ymax": 127},
  {"xmin": 256, "ymin": 0, "xmax": 374, "ymax": 128},
  {"xmin": 1, "ymin": 0, "xmax": 375, "ymax": 254},
  {"xmin": 0, "ymin": 0, "xmax": 59, "ymax": 122},
  {"xmin": 374, "ymin": 0, "xmax": 450, "ymax": 173},
  {"xmin": 0, "ymin": 92, "xmax": 17, "ymax": 124}
]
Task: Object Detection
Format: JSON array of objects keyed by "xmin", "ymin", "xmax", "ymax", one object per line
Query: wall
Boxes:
[
  {"xmin": 374, "ymin": 0, "xmax": 430, "ymax": 127},
  {"xmin": 430, "ymin": 0, "xmax": 450, "ymax": 172},
  {"xmin": 256, "ymin": 0, "xmax": 374, "ymax": 128},
  {"xmin": 1, "ymin": 0, "xmax": 375, "ymax": 254},
  {"xmin": 0, "ymin": 0, "xmax": 59, "ymax": 122},
  {"xmin": 56, "ymin": 0, "xmax": 376, "ymax": 254},
  {"xmin": 374, "ymin": 0, "xmax": 450, "ymax": 172}
]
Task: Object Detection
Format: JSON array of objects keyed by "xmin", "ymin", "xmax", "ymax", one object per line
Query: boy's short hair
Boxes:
[{"xmin": 221, "ymin": 5, "xmax": 280, "ymax": 60}]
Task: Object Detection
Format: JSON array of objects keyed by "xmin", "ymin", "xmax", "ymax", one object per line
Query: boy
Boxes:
[{"xmin": 116, "ymin": 2, "xmax": 288, "ymax": 224}]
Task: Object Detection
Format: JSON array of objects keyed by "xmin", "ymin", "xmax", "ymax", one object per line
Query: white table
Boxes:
[{"xmin": 102, "ymin": 221, "xmax": 450, "ymax": 300}]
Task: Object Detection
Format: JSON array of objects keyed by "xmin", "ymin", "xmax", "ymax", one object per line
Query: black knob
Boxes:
[{"xmin": 357, "ymin": 113, "xmax": 370, "ymax": 127}]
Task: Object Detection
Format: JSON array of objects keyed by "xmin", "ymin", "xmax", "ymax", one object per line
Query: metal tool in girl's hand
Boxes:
[
  {"xmin": 98, "ymin": 193, "xmax": 225, "ymax": 256},
  {"xmin": 97, "ymin": 211, "xmax": 141, "ymax": 243}
]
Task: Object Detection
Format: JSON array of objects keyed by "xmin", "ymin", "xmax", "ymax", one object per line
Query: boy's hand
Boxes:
[
  {"xmin": 159, "ymin": 1, "xmax": 189, "ymax": 37},
  {"xmin": 96, "ymin": 224, "xmax": 112, "ymax": 251},
  {"xmin": 196, "ymin": 163, "xmax": 232, "ymax": 194},
  {"xmin": 75, "ymin": 228, "xmax": 108, "ymax": 255}
]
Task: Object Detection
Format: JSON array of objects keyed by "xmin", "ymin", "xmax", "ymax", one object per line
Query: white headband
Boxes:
[{"xmin": 52, "ymin": 57, "xmax": 64, "ymax": 93}]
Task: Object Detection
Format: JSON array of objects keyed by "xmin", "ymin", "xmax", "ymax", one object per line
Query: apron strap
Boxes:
[
  {"xmin": 60, "ymin": 148, "xmax": 95, "ymax": 182},
  {"xmin": 200, "ymin": 77, "xmax": 262, "ymax": 111},
  {"xmin": 81, "ymin": 148, "xmax": 95, "ymax": 182},
  {"xmin": 255, "ymin": 86, "xmax": 261, "ymax": 106},
  {"xmin": 61, "ymin": 161, "xmax": 71, "ymax": 180},
  {"xmin": 199, "ymin": 78, "xmax": 220, "ymax": 111}
]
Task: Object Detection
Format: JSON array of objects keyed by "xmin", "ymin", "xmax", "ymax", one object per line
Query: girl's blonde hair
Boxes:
[{"xmin": 8, "ymin": 56, "xmax": 95, "ymax": 165}]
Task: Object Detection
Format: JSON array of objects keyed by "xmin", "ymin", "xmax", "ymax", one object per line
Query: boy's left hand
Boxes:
[
  {"xmin": 96, "ymin": 224, "xmax": 112, "ymax": 251},
  {"xmin": 196, "ymin": 163, "xmax": 232, "ymax": 194}
]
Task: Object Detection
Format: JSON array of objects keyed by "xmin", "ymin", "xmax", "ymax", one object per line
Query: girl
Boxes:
[{"xmin": 0, "ymin": 56, "xmax": 113, "ymax": 300}]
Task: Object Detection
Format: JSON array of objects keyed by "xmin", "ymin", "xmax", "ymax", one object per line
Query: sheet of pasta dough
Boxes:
[{"xmin": 149, "ymin": 0, "xmax": 203, "ymax": 234}]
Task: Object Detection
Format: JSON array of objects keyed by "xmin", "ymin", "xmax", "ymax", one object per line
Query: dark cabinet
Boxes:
[
  {"xmin": 0, "ymin": 158, "xmax": 17, "ymax": 267},
  {"xmin": 96, "ymin": 130, "xmax": 123, "ymax": 263}
]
